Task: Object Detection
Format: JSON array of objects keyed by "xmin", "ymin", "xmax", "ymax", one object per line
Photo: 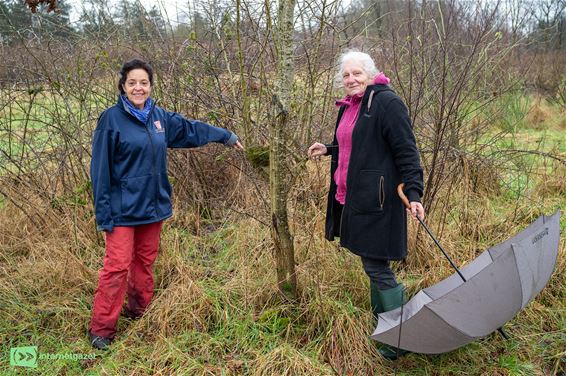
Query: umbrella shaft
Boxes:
[
  {"xmin": 498, "ymin": 327, "xmax": 510, "ymax": 339},
  {"xmin": 417, "ymin": 217, "xmax": 467, "ymax": 282}
]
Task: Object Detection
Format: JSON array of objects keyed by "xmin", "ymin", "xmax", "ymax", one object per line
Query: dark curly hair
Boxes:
[{"xmin": 118, "ymin": 59, "xmax": 154, "ymax": 94}]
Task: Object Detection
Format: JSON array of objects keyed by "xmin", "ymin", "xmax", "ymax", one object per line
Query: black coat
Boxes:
[{"xmin": 324, "ymin": 84, "xmax": 423, "ymax": 261}]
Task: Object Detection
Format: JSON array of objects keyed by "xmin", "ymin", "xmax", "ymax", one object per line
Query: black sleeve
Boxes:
[
  {"xmin": 381, "ymin": 98, "xmax": 424, "ymax": 202},
  {"xmin": 324, "ymin": 143, "xmax": 338, "ymax": 156}
]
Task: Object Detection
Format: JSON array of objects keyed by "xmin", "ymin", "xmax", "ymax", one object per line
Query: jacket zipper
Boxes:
[{"xmin": 141, "ymin": 102, "xmax": 159, "ymax": 216}]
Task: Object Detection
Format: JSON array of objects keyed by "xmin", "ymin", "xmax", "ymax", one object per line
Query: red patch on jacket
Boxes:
[{"xmin": 154, "ymin": 120, "xmax": 164, "ymax": 132}]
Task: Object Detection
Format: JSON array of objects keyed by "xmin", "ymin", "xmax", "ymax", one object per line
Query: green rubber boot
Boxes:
[
  {"xmin": 375, "ymin": 284, "xmax": 410, "ymax": 360},
  {"xmin": 370, "ymin": 282, "xmax": 383, "ymax": 322}
]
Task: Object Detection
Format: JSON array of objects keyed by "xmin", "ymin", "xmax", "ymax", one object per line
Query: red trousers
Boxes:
[{"xmin": 89, "ymin": 221, "xmax": 163, "ymax": 338}]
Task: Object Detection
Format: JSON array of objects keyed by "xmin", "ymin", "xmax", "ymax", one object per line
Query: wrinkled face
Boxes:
[
  {"xmin": 123, "ymin": 68, "xmax": 151, "ymax": 109},
  {"xmin": 342, "ymin": 60, "xmax": 371, "ymax": 96}
]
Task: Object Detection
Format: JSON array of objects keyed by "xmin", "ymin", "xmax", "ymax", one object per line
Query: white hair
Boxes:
[{"xmin": 335, "ymin": 50, "xmax": 380, "ymax": 87}]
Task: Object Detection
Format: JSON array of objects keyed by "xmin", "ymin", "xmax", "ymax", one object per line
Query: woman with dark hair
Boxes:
[
  {"xmin": 88, "ymin": 58, "xmax": 243, "ymax": 350},
  {"xmin": 308, "ymin": 50, "xmax": 424, "ymax": 360}
]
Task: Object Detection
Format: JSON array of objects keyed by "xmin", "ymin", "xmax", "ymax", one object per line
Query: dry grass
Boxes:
[
  {"xmin": 1, "ymin": 118, "xmax": 565, "ymax": 375},
  {"xmin": 251, "ymin": 344, "xmax": 333, "ymax": 376},
  {"xmin": 526, "ymin": 97, "xmax": 553, "ymax": 130},
  {"xmin": 1, "ymin": 164, "xmax": 564, "ymax": 375}
]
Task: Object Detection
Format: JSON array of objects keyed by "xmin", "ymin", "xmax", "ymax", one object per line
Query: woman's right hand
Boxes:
[{"xmin": 307, "ymin": 142, "xmax": 327, "ymax": 159}]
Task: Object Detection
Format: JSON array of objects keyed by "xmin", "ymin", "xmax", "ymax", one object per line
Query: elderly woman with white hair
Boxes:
[{"xmin": 308, "ymin": 50, "xmax": 424, "ymax": 360}]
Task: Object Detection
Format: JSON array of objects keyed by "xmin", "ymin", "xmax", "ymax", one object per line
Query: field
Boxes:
[
  {"xmin": 2, "ymin": 0, "xmax": 565, "ymax": 373},
  {"xmin": 0, "ymin": 91, "xmax": 564, "ymax": 375}
]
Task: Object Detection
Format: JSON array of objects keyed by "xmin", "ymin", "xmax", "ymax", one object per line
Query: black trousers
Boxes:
[{"xmin": 360, "ymin": 257, "xmax": 398, "ymax": 290}]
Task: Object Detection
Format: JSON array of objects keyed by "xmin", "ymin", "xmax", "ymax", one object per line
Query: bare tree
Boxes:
[{"xmin": 269, "ymin": 0, "xmax": 298, "ymax": 299}]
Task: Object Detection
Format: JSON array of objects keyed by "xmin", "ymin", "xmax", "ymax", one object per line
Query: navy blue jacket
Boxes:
[{"xmin": 91, "ymin": 96, "xmax": 236, "ymax": 232}]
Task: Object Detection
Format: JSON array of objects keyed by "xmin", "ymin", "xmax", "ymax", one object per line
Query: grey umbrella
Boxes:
[{"xmin": 371, "ymin": 190, "xmax": 561, "ymax": 354}]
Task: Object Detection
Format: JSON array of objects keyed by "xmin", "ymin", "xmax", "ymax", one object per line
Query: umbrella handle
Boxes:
[{"xmin": 397, "ymin": 183, "xmax": 411, "ymax": 209}]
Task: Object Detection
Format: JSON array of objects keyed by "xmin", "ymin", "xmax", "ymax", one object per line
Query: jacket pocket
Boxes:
[
  {"xmin": 350, "ymin": 170, "xmax": 385, "ymax": 214},
  {"xmin": 120, "ymin": 174, "xmax": 155, "ymax": 219}
]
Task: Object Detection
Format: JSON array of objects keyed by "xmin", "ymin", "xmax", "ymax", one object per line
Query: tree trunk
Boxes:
[{"xmin": 270, "ymin": 0, "xmax": 297, "ymax": 299}]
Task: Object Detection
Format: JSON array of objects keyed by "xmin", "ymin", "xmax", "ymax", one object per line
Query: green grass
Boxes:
[
  {"xmin": 0, "ymin": 91, "xmax": 565, "ymax": 375},
  {"xmin": 0, "ymin": 89, "xmax": 110, "ymax": 176},
  {"xmin": 477, "ymin": 92, "xmax": 566, "ymax": 202}
]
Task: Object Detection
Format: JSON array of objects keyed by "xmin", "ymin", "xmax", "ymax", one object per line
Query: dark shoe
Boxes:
[
  {"xmin": 88, "ymin": 331, "xmax": 112, "ymax": 350},
  {"xmin": 122, "ymin": 308, "xmax": 142, "ymax": 320}
]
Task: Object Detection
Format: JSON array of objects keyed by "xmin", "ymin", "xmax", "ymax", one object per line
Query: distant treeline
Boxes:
[{"xmin": 1, "ymin": 0, "xmax": 564, "ymax": 49}]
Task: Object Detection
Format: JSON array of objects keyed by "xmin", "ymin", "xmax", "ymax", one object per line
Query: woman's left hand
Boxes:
[{"xmin": 408, "ymin": 201, "xmax": 425, "ymax": 220}]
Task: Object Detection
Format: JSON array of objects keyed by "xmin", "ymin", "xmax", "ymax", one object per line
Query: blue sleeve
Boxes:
[
  {"xmin": 165, "ymin": 111, "xmax": 235, "ymax": 148},
  {"xmin": 90, "ymin": 120, "xmax": 117, "ymax": 232}
]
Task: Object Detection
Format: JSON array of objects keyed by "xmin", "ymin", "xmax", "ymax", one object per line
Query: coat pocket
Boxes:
[
  {"xmin": 350, "ymin": 170, "xmax": 385, "ymax": 214},
  {"xmin": 120, "ymin": 174, "xmax": 155, "ymax": 219}
]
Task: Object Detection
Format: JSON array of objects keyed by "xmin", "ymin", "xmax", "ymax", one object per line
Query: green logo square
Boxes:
[{"xmin": 10, "ymin": 346, "xmax": 38, "ymax": 368}]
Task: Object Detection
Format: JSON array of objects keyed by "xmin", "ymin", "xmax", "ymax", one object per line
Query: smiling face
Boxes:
[
  {"xmin": 123, "ymin": 68, "xmax": 151, "ymax": 109},
  {"xmin": 341, "ymin": 60, "xmax": 372, "ymax": 97}
]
